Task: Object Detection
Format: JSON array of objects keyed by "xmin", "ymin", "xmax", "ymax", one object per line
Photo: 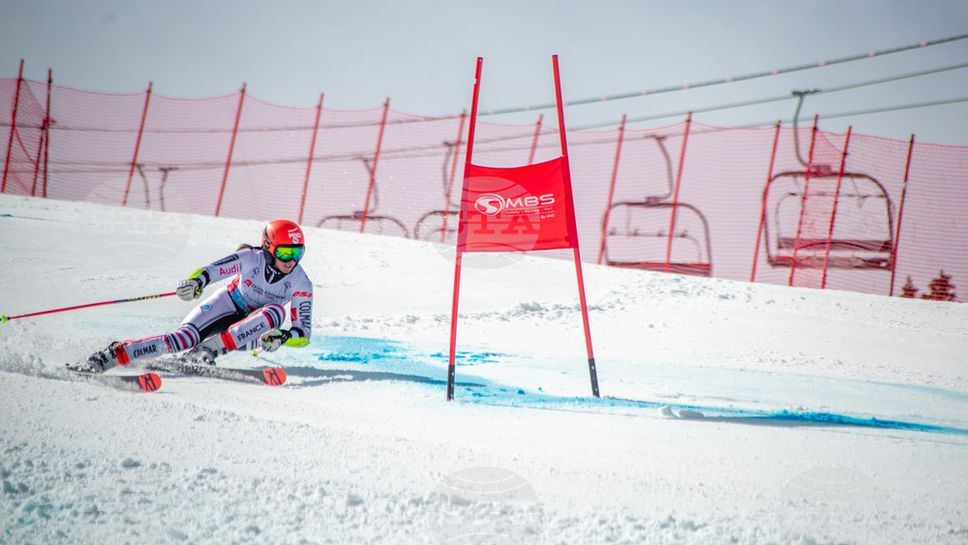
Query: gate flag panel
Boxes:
[{"xmin": 446, "ymin": 56, "xmax": 600, "ymax": 401}]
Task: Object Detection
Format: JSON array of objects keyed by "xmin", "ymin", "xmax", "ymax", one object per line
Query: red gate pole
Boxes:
[
  {"xmin": 664, "ymin": 112, "xmax": 692, "ymax": 273},
  {"xmin": 298, "ymin": 92, "xmax": 324, "ymax": 225},
  {"xmin": 788, "ymin": 115, "xmax": 820, "ymax": 287},
  {"xmin": 441, "ymin": 110, "xmax": 467, "ymax": 242},
  {"xmin": 821, "ymin": 126, "xmax": 853, "ymax": 288},
  {"xmin": 889, "ymin": 134, "xmax": 916, "ymax": 296},
  {"xmin": 359, "ymin": 97, "xmax": 390, "ymax": 233},
  {"xmin": 751, "ymin": 121, "xmax": 782, "ymax": 282},
  {"xmin": 1, "ymin": 59, "xmax": 25, "ymax": 194},
  {"xmin": 31, "ymin": 69, "xmax": 52, "ymax": 197},
  {"xmin": 122, "ymin": 81, "xmax": 153, "ymax": 207},
  {"xmin": 215, "ymin": 83, "xmax": 246, "ymax": 217},
  {"xmin": 527, "ymin": 114, "xmax": 543, "ymax": 165},
  {"xmin": 553, "ymin": 54, "xmax": 600, "ymax": 398},
  {"xmin": 597, "ymin": 114, "xmax": 627, "ymax": 265},
  {"xmin": 447, "ymin": 59, "xmax": 483, "ymax": 401}
]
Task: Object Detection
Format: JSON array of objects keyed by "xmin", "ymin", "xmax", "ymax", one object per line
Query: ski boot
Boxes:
[
  {"xmin": 68, "ymin": 342, "xmax": 130, "ymax": 373},
  {"xmin": 182, "ymin": 336, "xmax": 229, "ymax": 366}
]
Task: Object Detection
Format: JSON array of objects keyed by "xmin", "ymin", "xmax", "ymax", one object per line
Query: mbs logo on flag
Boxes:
[
  {"xmin": 460, "ymin": 158, "xmax": 571, "ymax": 252},
  {"xmin": 473, "ymin": 193, "xmax": 556, "ymax": 216}
]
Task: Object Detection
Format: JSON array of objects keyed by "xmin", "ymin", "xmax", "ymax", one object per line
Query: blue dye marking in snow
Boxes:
[
  {"xmin": 313, "ymin": 335, "xmax": 506, "ymax": 366},
  {"xmin": 306, "ymin": 335, "xmax": 968, "ymax": 436},
  {"xmin": 427, "ymin": 351, "xmax": 506, "ymax": 365}
]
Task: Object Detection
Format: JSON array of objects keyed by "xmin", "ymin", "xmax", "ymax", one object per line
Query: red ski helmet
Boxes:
[{"xmin": 262, "ymin": 219, "xmax": 305, "ymax": 262}]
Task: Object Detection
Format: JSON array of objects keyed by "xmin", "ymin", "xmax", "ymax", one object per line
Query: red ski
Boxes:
[
  {"xmin": 65, "ymin": 365, "xmax": 163, "ymax": 393},
  {"xmin": 147, "ymin": 358, "xmax": 287, "ymax": 387}
]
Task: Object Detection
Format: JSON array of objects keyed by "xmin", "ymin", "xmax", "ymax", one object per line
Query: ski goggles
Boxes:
[{"xmin": 273, "ymin": 245, "xmax": 305, "ymax": 262}]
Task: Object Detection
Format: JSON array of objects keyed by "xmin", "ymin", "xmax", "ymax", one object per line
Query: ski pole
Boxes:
[{"xmin": 1, "ymin": 292, "xmax": 177, "ymax": 323}]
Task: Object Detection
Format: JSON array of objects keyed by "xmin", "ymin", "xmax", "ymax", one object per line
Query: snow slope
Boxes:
[{"xmin": 1, "ymin": 194, "xmax": 967, "ymax": 544}]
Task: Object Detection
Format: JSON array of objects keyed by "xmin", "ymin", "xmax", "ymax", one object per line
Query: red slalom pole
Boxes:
[{"xmin": 2, "ymin": 292, "xmax": 177, "ymax": 323}]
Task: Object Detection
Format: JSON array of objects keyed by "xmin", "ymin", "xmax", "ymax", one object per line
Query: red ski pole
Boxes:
[{"xmin": 1, "ymin": 292, "xmax": 177, "ymax": 323}]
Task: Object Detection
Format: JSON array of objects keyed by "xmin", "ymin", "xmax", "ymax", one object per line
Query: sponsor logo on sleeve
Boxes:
[
  {"xmin": 219, "ymin": 263, "xmax": 241, "ymax": 276},
  {"xmin": 297, "ymin": 301, "xmax": 312, "ymax": 330}
]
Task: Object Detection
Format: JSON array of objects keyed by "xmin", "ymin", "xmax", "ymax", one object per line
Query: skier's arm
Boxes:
[{"xmin": 177, "ymin": 249, "xmax": 257, "ymax": 300}]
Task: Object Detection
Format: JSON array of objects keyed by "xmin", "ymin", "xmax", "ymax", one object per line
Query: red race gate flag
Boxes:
[
  {"xmin": 460, "ymin": 158, "xmax": 571, "ymax": 252},
  {"xmin": 446, "ymin": 56, "xmax": 600, "ymax": 401}
]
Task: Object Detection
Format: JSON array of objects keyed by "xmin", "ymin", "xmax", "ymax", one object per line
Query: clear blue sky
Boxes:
[{"xmin": 2, "ymin": 0, "xmax": 967, "ymax": 143}]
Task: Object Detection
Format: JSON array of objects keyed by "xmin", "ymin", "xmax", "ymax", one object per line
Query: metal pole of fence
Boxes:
[
  {"xmin": 751, "ymin": 121, "xmax": 782, "ymax": 282},
  {"xmin": 821, "ymin": 126, "xmax": 853, "ymax": 288},
  {"xmin": 122, "ymin": 81, "xmax": 153, "ymax": 207},
  {"xmin": 789, "ymin": 115, "xmax": 820, "ymax": 286},
  {"xmin": 215, "ymin": 83, "xmax": 246, "ymax": 217},
  {"xmin": 298, "ymin": 92, "xmax": 324, "ymax": 225},
  {"xmin": 41, "ymin": 70, "xmax": 52, "ymax": 198},
  {"xmin": 597, "ymin": 114, "xmax": 626, "ymax": 265},
  {"xmin": 889, "ymin": 134, "xmax": 916, "ymax": 297},
  {"xmin": 527, "ymin": 114, "xmax": 543, "ymax": 165},
  {"xmin": 359, "ymin": 97, "xmax": 390, "ymax": 233},
  {"xmin": 30, "ymin": 69, "xmax": 51, "ymax": 197},
  {"xmin": 1, "ymin": 59, "xmax": 25, "ymax": 194},
  {"xmin": 665, "ymin": 112, "xmax": 692, "ymax": 273},
  {"xmin": 441, "ymin": 110, "xmax": 467, "ymax": 243}
]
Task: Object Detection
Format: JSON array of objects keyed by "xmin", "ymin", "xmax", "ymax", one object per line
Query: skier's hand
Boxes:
[
  {"xmin": 176, "ymin": 277, "xmax": 204, "ymax": 301},
  {"xmin": 260, "ymin": 328, "xmax": 291, "ymax": 352}
]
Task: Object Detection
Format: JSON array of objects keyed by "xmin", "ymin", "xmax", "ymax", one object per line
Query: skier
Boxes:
[{"xmin": 73, "ymin": 219, "xmax": 313, "ymax": 373}]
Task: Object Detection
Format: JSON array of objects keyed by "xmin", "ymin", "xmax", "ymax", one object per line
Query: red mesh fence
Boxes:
[{"xmin": 2, "ymin": 77, "xmax": 965, "ymax": 302}]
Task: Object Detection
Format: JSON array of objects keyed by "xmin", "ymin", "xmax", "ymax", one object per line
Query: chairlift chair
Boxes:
[
  {"xmin": 599, "ymin": 135, "xmax": 714, "ymax": 276},
  {"xmin": 317, "ymin": 156, "xmax": 410, "ymax": 238}
]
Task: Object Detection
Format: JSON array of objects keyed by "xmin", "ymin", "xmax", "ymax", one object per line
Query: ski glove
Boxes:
[
  {"xmin": 260, "ymin": 328, "xmax": 291, "ymax": 352},
  {"xmin": 176, "ymin": 277, "xmax": 204, "ymax": 301}
]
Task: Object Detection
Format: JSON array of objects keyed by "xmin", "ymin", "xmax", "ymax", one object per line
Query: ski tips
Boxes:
[
  {"xmin": 262, "ymin": 367, "xmax": 287, "ymax": 386},
  {"xmin": 136, "ymin": 372, "xmax": 162, "ymax": 392}
]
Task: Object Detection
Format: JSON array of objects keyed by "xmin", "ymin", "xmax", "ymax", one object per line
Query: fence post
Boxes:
[
  {"xmin": 441, "ymin": 110, "xmax": 467, "ymax": 242},
  {"xmin": 821, "ymin": 126, "xmax": 853, "ymax": 288},
  {"xmin": 215, "ymin": 83, "xmax": 246, "ymax": 217},
  {"xmin": 597, "ymin": 114, "xmax": 626, "ymax": 265},
  {"xmin": 665, "ymin": 112, "xmax": 692, "ymax": 273},
  {"xmin": 42, "ymin": 69, "xmax": 51, "ymax": 198},
  {"xmin": 31, "ymin": 68, "xmax": 52, "ymax": 197},
  {"xmin": 751, "ymin": 121, "xmax": 782, "ymax": 282},
  {"xmin": 359, "ymin": 97, "xmax": 390, "ymax": 233},
  {"xmin": 789, "ymin": 114, "xmax": 820, "ymax": 286},
  {"xmin": 122, "ymin": 81, "xmax": 153, "ymax": 207},
  {"xmin": 527, "ymin": 114, "xmax": 543, "ymax": 165},
  {"xmin": 1, "ymin": 59, "xmax": 25, "ymax": 194},
  {"xmin": 889, "ymin": 134, "xmax": 916, "ymax": 296},
  {"xmin": 298, "ymin": 92, "xmax": 324, "ymax": 225}
]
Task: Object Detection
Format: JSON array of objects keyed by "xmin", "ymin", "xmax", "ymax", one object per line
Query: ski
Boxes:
[
  {"xmin": 147, "ymin": 358, "xmax": 287, "ymax": 387},
  {"xmin": 64, "ymin": 367, "xmax": 163, "ymax": 393}
]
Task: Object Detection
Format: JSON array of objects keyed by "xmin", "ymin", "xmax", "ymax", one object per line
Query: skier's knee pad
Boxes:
[
  {"xmin": 165, "ymin": 323, "xmax": 201, "ymax": 352},
  {"xmin": 259, "ymin": 304, "xmax": 285, "ymax": 329}
]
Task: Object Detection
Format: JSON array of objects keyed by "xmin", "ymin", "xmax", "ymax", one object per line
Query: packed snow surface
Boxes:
[{"xmin": 1, "ymin": 194, "xmax": 967, "ymax": 544}]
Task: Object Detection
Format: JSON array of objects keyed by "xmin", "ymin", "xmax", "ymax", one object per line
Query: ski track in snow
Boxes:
[{"xmin": 2, "ymin": 194, "xmax": 968, "ymax": 544}]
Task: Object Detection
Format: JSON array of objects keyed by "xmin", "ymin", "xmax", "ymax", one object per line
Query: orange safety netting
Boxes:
[{"xmin": 2, "ymin": 78, "xmax": 964, "ymax": 301}]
